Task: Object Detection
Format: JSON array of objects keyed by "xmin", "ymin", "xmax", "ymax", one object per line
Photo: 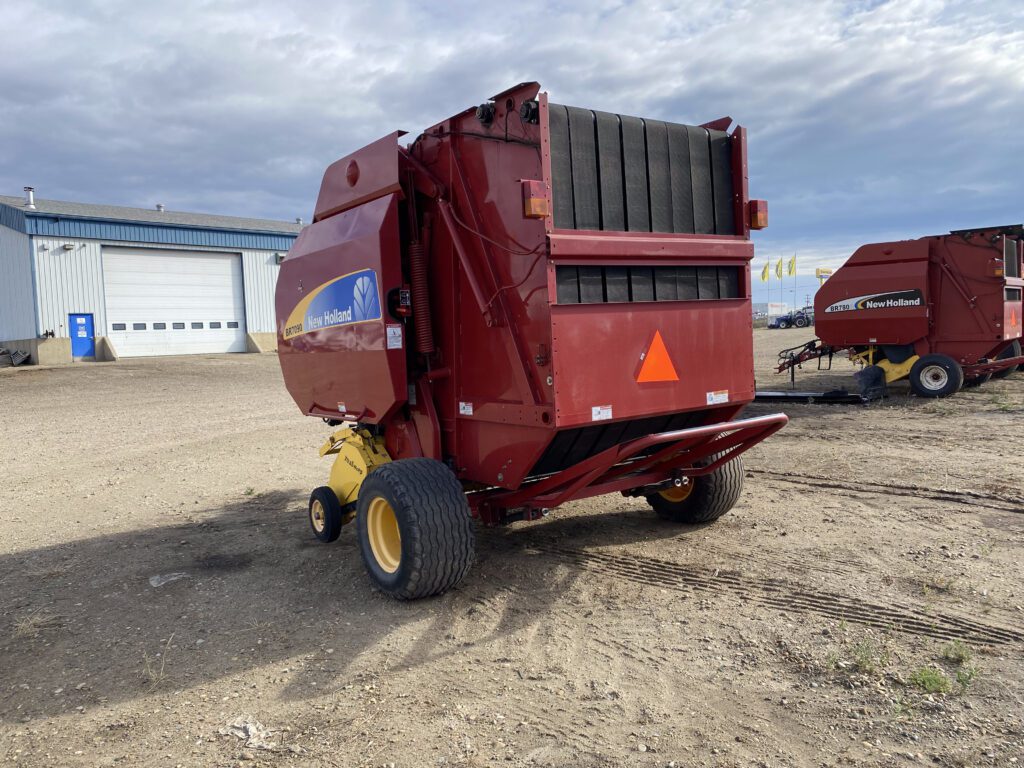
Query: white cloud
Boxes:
[{"xmin": 1, "ymin": 0, "xmax": 1021, "ymax": 273}]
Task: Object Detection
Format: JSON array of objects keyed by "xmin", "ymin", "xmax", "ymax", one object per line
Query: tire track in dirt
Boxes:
[
  {"xmin": 767, "ymin": 426, "xmax": 1024, "ymax": 444},
  {"xmin": 529, "ymin": 545, "xmax": 1023, "ymax": 646},
  {"xmin": 748, "ymin": 470, "xmax": 1024, "ymax": 514}
]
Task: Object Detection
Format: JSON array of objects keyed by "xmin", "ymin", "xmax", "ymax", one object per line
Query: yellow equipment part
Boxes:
[
  {"xmin": 850, "ymin": 346, "xmax": 919, "ymax": 384},
  {"xmin": 849, "ymin": 347, "xmax": 875, "ymax": 366},
  {"xmin": 876, "ymin": 355, "xmax": 919, "ymax": 384},
  {"xmin": 318, "ymin": 427, "xmax": 391, "ymax": 520}
]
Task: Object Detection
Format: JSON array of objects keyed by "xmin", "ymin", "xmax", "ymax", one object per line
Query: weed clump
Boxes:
[{"xmin": 909, "ymin": 667, "xmax": 951, "ymax": 694}]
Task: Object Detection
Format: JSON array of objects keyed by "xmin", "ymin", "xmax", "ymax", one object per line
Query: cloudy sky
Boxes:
[{"xmin": 2, "ymin": 0, "xmax": 1022, "ymax": 304}]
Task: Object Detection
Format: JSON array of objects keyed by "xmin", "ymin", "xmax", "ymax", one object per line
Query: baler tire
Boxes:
[
  {"xmin": 908, "ymin": 354, "xmax": 963, "ymax": 398},
  {"xmin": 646, "ymin": 455, "xmax": 744, "ymax": 524},
  {"xmin": 992, "ymin": 340, "xmax": 1021, "ymax": 380},
  {"xmin": 356, "ymin": 458, "xmax": 475, "ymax": 600},
  {"xmin": 308, "ymin": 486, "xmax": 343, "ymax": 543},
  {"xmin": 963, "ymin": 373, "xmax": 992, "ymax": 388}
]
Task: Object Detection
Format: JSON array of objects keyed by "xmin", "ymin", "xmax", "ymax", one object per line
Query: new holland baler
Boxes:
[
  {"xmin": 277, "ymin": 82, "xmax": 787, "ymax": 599},
  {"xmin": 779, "ymin": 226, "xmax": 1024, "ymax": 397}
]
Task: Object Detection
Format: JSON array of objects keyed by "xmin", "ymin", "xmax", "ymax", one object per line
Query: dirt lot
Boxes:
[{"xmin": 2, "ymin": 329, "xmax": 1022, "ymax": 767}]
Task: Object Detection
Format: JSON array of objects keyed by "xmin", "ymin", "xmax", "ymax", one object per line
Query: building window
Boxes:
[
  {"xmin": 112, "ymin": 323, "xmax": 126, "ymax": 331},
  {"xmin": 227, "ymin": 321, "xmax": 239, "ymax": 328},
  {"xmin": 191, "ymin": 322, "xmax": 203, "ymax": 329},
  {"xmin": 209, "ymin": 321, "xmax": 222, "ymax": 329},
  {"xmin": 153, "ymin": 322, "xmax": 167, "ymax": 330},
  {"xmin": 173, "ymin": 322, "xmax": 185, "ymax": 330},
  {"xmin": 133, "ymin": 323, "xmax": 146, "ymax": 330}
]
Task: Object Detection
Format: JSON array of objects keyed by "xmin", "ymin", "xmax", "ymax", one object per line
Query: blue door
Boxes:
[{"xmin": 70, "ymin": 313, "xmax": 95, "ymax": 358}]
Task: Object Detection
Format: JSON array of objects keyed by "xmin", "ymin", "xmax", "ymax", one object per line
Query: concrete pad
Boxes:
[
  {"xmin": 246, "ymin": 332, "xmax": 278, "ymax": 353},
  {"xmin": 1, "ymin": 337, "xmax": 72, "ymax": 365}
]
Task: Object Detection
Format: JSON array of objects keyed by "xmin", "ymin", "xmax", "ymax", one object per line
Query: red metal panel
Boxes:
[
  {"xmin": 814, "ymin": 241, "xmax": 931, "ymax": 347},
  {"xmin": 549, "ymin": 298, "xmax": 754, "ymax": 427},
  {"xmin": 928, "ymin": 233, "xmax": 1020, "ymax": 362},
  {"xmin": 313, "ymin": 132, "xmax": 405, "ymax": 222},
  {"xmin": 732, "ymin": 126, "xmax": 750, "ymax": 238},
  {"xmin": 548, "ymin": 231, "xmax": 751, "ymax": 260},
  {"xmin": 277, "ymin": 193, "xmax": 406, "ymax": 422}
]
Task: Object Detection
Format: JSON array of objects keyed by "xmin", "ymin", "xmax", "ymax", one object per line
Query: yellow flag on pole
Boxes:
[
  {"xmin": 788, "ymin": 254, "xmax": 797, "ymax": 276},
  {"xmin": 760, "ymin": 262, "xmax": 770, "ymax": 282},
  {"xmin": 775, "ymin": 257, "xmax": 783, "ymax": 279}
]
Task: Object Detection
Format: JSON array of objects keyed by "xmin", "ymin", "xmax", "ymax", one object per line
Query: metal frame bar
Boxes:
[
  {"xmin": 472, "ymin": 413, "xmax": 787, "ymax": 515},
  {"xmin": 963, "ymin": 354, "xmax": 1024, "ymax": 376}
]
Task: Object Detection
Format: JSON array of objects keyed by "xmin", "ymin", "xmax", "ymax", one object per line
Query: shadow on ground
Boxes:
[{"xmin": 0, "ymin": 489, "xmax": 691, "ymax": 722}]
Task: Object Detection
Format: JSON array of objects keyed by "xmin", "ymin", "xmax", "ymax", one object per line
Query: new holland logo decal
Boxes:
[
  {"xmin": 823, "ymin": 289, "xmax": 924, "ymax": 314},
  {"xmin": 283, "ymin": 268, "xmax": 382, "ymax": 340}
]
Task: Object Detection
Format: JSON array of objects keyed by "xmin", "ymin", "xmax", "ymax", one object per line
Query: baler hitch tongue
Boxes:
[
  {"xmin": 775, "ymin": 339, "xmax": 839, "ymax": 389},
  {"xmin": 776, "ymin": 339, "xmax": 833, "ymax": 375}
]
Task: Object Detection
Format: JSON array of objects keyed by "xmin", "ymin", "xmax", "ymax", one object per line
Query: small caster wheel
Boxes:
[
  {"xmin": 908, "ymin": 353, "xmax": 963, "ymax": 398},
  {"xmin": 309, "ymin": 486, "xmax": 343, "ymax": 543}
]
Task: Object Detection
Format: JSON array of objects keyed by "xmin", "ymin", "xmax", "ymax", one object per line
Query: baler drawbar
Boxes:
[{"xmin": 276, "ymin": 82, "xmax": 787, "ymax": 599}]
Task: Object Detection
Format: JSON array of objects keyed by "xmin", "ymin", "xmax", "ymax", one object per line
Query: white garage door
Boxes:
[{"xmin": 103, "ymin": 248, "xmax": 247, "ymax": 357}]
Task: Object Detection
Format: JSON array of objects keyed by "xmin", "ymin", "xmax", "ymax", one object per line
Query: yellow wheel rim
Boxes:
[
  {"xmin": 310, "ymin": 499, "xmax": 326, "ymax": 533},
  {"xmin": 366, "ymin": 496, "xmax": 402, "ymax": 573},
  {"xmin": 659, "ymin": 481, "xmax": 694, "ymax": 503}
]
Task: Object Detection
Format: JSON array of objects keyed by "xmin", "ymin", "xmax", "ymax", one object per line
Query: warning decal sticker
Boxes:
[
  {"xmin": 636, "ymin": 330, "xmax": 680, "ymax": 383},
  {"xmin": 823, "ymin": 289, "xmax": 924, "ymax": 314},
  {"xmin": 706, "ymin": 390, "xmax": 729, "ymax": 405},
  {"xmin": 386, "ymin": 324, "xmax": 403, "ymax": 349}
]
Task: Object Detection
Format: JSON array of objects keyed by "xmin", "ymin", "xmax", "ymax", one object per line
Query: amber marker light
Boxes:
[{"xmin": 749, "ymin": 199, "xmax": 768, "ymax": 230}]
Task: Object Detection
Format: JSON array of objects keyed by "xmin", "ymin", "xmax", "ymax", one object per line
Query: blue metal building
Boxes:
[{"xmin": 0, "ymin": 189, "xmax": 300, "ymax": 362}]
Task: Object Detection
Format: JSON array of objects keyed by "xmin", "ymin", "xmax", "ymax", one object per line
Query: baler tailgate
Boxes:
[{"xmin": 550, "ymin": 298, "xmax": 754, "ymax": 426}]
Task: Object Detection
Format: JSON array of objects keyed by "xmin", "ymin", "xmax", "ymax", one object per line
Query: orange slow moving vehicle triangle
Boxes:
[{"xmin": 636, "ymin": 330, "xmax": 679, "ymax": 383}]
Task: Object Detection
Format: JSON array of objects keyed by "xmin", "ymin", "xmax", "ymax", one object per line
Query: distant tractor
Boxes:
[{"xmin": 769, "ymin": 307, "xmax": 813, "ymax": 329}]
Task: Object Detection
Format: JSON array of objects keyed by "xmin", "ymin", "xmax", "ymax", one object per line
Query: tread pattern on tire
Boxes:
[
  {"xmin": 646, "ymin": 455, "xmax": 744, "ymax": 524},
  {"xmin": 993, "ymin": 340, "xmax": 1020, "ymax": 379},
  {"xmin": 358, "ymin": 458, "xmax": 475, "ymax": 600},
  {"xmin": 310, "ymin": 486, "xmax": 343, "ymax": 543},
  {"xmin": 963, "ymin": 372, "xmax": 991, "ymax": 388}
]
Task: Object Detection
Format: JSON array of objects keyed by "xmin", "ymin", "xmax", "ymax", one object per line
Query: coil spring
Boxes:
[{"xmin": 408, "ymin": 240, "xmax": 434, "ymax": 354}]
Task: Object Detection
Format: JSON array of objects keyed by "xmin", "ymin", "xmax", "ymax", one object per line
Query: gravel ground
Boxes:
[{"xmin": 1, "ymin": 330, "xmax": 1022, "ymax": 767}]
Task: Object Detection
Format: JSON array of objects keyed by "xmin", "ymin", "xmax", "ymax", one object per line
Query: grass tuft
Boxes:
[
  {"xmin": 909, "ymin": 666, "xmax": 951, "ymax": 694},
  {"xmin": 14, "ymin": 608, "xmax": 61, "ymax": 638},
  {"xmin": 941, "ymin": 640, "xmax": 972, "ymax": 665},
  {"xmin": 141, "ymin": 632, "xmax": 175, "ymax": 689},
  {"xmin": 955, "ymin": 665, "xmax": 978, "ymax": 691},
  {"xmin": 852, "ymin": 639, "xmax": 888, "ymax": 675}
]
